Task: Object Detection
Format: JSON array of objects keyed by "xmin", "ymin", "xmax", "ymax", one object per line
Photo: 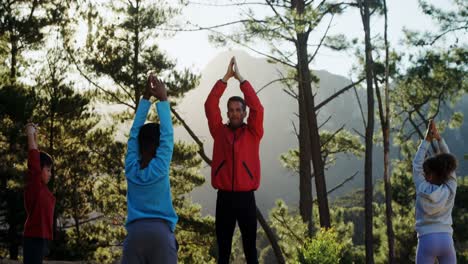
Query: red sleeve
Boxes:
[
  {"xmin": 27, "ymin": 149, "xmax": 42, "ymax": 186},
  {"xmin": 240, "ymin": 81, "xmax": 264, "ymax": 138},
  {"xmin": 204, "ymin": 80, "xmax": 227, "ymax": 138}
]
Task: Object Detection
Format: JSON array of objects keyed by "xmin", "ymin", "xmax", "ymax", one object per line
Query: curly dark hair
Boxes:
[{"xmin": 423, "ymin": 153, "xmax": 458, "ymax": 185}]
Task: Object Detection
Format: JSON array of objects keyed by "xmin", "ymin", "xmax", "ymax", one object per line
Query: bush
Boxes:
[{"xmin": 299, "ymin": 228, "xmax": 344, "ymax": 264}]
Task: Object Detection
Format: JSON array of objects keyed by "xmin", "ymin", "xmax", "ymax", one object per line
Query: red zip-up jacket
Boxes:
[
  {"xmin": 24, "ymin": 149, "xmax": 55, "ymax": 240},
  {"xmin": 205, "ymin": 80, "xmax": 264, "ymax": 191}
]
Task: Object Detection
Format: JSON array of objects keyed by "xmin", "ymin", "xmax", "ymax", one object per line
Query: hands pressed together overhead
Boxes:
[
  {"xmin": 144, "ymin": 72, "xmax": 168, "ymax": 101},
  {"xmin": 222, "ymin": 56, "xmax": 245, "ymax": 83},
  {"xmin": 25, "ymin": 123, "xmax": 39, "ymax": 150},
  {"xmin": 424, "ymin": 119, "xmax": 442, "ymax": 142}
]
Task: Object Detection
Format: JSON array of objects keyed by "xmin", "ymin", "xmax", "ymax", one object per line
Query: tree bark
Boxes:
[
  {"xmin": 382, "ymin": 0, "xmax": 395, "ymax": 262},
  {"xmin": 133, "ymin": 0, "xmax": 141, "ymax": 107},
  {"xmin": 360, "ymin": 0, "xmax": 375, "ymax": 263},
  {"xmin": 298, "ymin": 81, "xmax": 314, "ymax": 236},
  {"xmin": 7, "ymin": 190, "xmax": 20, "ymax": 260},
  {"xmin": 295, "ymin": 0, "xmax": 331, "ymax": 229},
  {"xmin": 10, "ymin": 35, "xmax": 18, "ymax": 83}
]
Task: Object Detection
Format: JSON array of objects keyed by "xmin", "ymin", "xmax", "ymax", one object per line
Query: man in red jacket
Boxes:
[
  {"xmin": 23, "ymin": 123, "xmax": 55, "ymax": 264},
  {"xmin": 205, "ymin": 57, "xmax": 264, "ymax": 264}
]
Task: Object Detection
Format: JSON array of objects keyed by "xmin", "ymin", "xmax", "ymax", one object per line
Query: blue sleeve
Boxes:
[
  {"xmin": 147, "ymin": 101, "xmax": 174, "ymax": 178},
  {"xmin": 125, "ymin": 99, "xmax": 151, "ymax": 178},
  {"xmin": 413, "ymin": 140, "xmax": 429, "ymax": 189}
]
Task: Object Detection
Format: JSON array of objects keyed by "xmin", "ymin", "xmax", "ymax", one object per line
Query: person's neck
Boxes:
[{"xmin": 228, "ymin": 123, "xmax": 244, "ymax": 130}]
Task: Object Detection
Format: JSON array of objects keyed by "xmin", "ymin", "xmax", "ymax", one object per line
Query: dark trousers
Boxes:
[
  {"xmin": 121, "ymin": 218, "xmax": 178, "ymax": 264},
  {"xmin": 23, "ymin": 237, "xmax": 50, "ymax": 264},
  {"xmin": 216, "ymin": 190, "xmax": 258, "ymax": 264}
]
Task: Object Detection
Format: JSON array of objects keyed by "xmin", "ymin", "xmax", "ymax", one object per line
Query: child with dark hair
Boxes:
[
  {"xmin": 121, "ymin": 73, "xmax": 178, "ymax": 264},
  {"xmin": 413, "ymin": 120, "xmax": 458, "ymax": 264},
  {"xmin": 23, "ymin": 123, "xmax": 55, "ymax": 264}
]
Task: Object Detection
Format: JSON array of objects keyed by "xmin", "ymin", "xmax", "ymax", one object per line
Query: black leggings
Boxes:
[
  {"xmin": 216, "ymin": 190, "xmax": 258, "ymax": 264},
  {"xmin": 23, "ymin": 237, "xmax": 50, "ymax": 264}
]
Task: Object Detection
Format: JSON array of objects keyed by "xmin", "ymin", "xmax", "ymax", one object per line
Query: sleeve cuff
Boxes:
[
  {"xmin": 28, "ymin": 149, "xmax": 40, "ymax": 155},
  {"xmin": 420, "ymin": 140, "xmax": 430, "ymax": 148},
  {"xmin": 156, "ymin": 100, "xmax": 170, "ymax": 108},
  {"xmin": 139, "ymin": 98, "xmax": 151, "ymax": 105},
  {"xmin": 219, "ymin": 79, "xmax": 227, "ymax": 84}
]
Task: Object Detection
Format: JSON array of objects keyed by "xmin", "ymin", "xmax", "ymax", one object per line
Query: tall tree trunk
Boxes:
[
  {"xmin": 256, "ymin": 208, "xmax": 286, "ymax": 264},
  {"xmin": 6, "ymin": 26, "xmax": 20, "ymax": 258},
  {"xmin": 49, "ymin": 79, "xmax": 58, "ymax": 245},
  {"xmin": 295, "ymin": 0, "xmax": 331, "ymax": 229},
  {"xmin": 74, "ymin": 215, "xmax": 81, "ymax": 244},
  {"xmin": 360, "ymin": 0, "xmax": 375, "ymax": 263},
  {"xmin": 382, "ymin": 0, "xmax": 395, "ymax": 262},
  {"xmin": 133, "ymin": 0, "xmax": 141, "ymax": 107},
  {"xmin": 6, "ymin": 191, "xmax": 20, "ymax": 260},
  {"xmin": 10, "ymin": 38, "xmax": 18, "ymax": 83},
  {"xmin": 299, "ymin": 80, "xmax": 314, "ymax": 236},
  {"xmin": 6, "ymin": 138, "xmax": 20, "ymax": 259},
  {"xmin": 72, "ymin": 174, "xmax": 81, "ymax": 244}
]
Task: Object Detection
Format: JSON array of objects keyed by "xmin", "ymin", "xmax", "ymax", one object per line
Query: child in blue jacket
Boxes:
[{"xmin": 121, "ymin": 74, "xmax": 178, "ymax": 264}]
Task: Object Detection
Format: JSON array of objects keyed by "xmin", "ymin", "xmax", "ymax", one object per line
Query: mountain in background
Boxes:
[{"xmin": 172, "ymin": 50, "xmax": 468, "ymax": 215}]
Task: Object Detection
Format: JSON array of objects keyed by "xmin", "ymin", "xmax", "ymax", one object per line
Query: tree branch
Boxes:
[
  {"xmin": 429, "ymin": 26, "xmax": 468, "ymax": 45},
  {"xmin": 64, "ymin": 48, "xmax": 135, "ymax": 109},
  {"xmin": 352, "ymin": 128, "xmax": 365, "ymax": 140},
  {"xmin": 318, "ymin": 115, "xmax": 332, "ymax": 130},
  {"xmin": 308, "ymin": 14, "xmax": 334, "ymax": 62},
  {"xmin": 313, "ymin": 171, "xmax": 358, "ymax": 202},
  {"xmin": 320, "ymin": 125, "xmax": 345, "ymax": 149},
  {"xmin": 353, "ymin": 81, "xmax": 367, "ymax": 128},
  {"xmin": 315, "ymin": 77, "xmax": 366, "ymax": 111},
  {"xmin": 256, "ymin": 77, "xmax": 295, "ymax": 95},
  {"xmin": 160, "ymin": 19, "xmax": 263, "ymax": 32},
  {"xmin": 170, "ymin": 106, "xmax": 212, "ymax": 165}
]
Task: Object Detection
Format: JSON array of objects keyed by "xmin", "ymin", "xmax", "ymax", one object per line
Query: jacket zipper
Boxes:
[
  {"xmin": 242, "ymin": 161, "xmax": 254, "ymax": 180},
  {"xmin": 214, "ymin": 160, "xmax": 225, "ymax": 177},
  {"xmin": 232, "ymin": 132, "xmax": 236, "ymax": 192}
]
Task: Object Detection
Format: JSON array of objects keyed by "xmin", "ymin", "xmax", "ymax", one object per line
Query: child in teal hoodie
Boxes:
[
  {"xmin": 121, "ymin": 74, "xmax": 178, "ymax": 264},
  {"xmin": 413, "ymin": 120, "xmax": 457, "ymax": 264}
]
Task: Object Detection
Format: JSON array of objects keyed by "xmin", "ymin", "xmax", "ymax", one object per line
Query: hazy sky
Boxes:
[{"xmin": 159, "ymin": 0, "xmax": 451, "ymax": 77}]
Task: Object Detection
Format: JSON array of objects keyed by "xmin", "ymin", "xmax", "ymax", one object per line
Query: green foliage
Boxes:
[
  {"xmin": 404, "ymin": 0, "xmax": 468, "ymax": 47},
  {"xmin": 0, "ymin": 83, "xmax": 37, "ymax": 259},
  {"xmin": 209, "ymin": 0, "xmax": 345, "ymax": 69},
  {"xmin": 72, "ymin": 0, "xmax": 199, "ymax": 115},
  {"xmin": 269, "ymin": 200, "xmax": 307, "ymax": 261},
  {"xmin": 299, "ymin": 228, "xmax": 344, "ymax": 264},
  {"xmin": 448, "ymin": 112, "xmax": 464, "ymax": 128},
  {"xmin": 320, "ymin": 130, "xmax": 365, "ymax": 167}
]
